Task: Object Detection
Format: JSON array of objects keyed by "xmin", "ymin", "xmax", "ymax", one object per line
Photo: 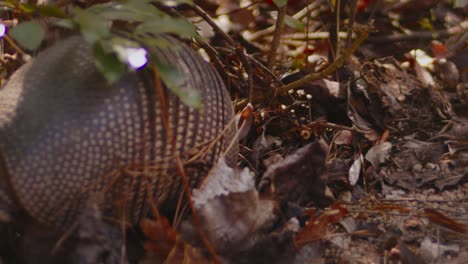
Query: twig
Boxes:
[
  {"xmin": 175, "ymin": 157, "xmax": 221, "ymax": 264},
  {"xmin": 345, "ymin": 0, "xmax": 358, "ymax": 49},
  {"xmin": 215, "ymin": 1, "xmax": 257, "ymax": 16},
  {"xmin": 330, "ymin": 0, "xmax": 341, "ymax": 61},
  {"xmin": 276, "ymin": 24, "xmax": 369, "ymax": 94},
  {"xmin": 368, "ymin": 21, "xmax": 467, "ymax": 43},
  {"xmin": 267, "ymin": 4, "xmax": 287, "ymax": 68},
  {"xmin": 246, "ymin": 1, "xmax": 322, "ymax": 41},
  {"xmin": 190, "ymin": 3, "xmax": 253, "ymax": 103},
  {"xmin": 194, "ymin": 38, "xmax": 229, "ymax": 82},
  {"xmin": 306, "ymin": 120, "xmax": 358, "ymax": 132},
  {"xmin": 190, "ymin": 3, "xmax": 235, "ymax": 46},
  {"xmin": 277, "ymin": 31, "xmax": 349, "ymax": 41},
  {"xmin": 368, "ymin": 30, "xmax": 451, "ymax": 43},
  {"xmin": 3, "ymin": 34, "xmax": 27, "ymax": 57}
]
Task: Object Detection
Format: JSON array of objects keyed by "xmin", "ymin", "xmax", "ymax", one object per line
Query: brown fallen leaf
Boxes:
[
  {"xmin": 140, "ymin": 218, "xmax": 211, "ymax": 264},
  {"xmin": 294, "ymin": 202, "xmax": 348, "ymax": 249},
  {"xmin": 261, "ymin": 140, "xmax": 329, "ymax": 206},
  {"xmin": 422, "ymin": 208, "xmax": 468, "ymax": 234},
  {"xmin": 193, "ymin": 158, "xmax": 277, "ymax": 254}
]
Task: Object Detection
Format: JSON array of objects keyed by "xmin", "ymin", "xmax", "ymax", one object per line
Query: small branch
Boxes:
[
  {"xmin": 246, "ymin": 1, "xmax": 322, "ymax": 41},
  {"xmin": 190, "ymin": 3, "xmax": 253, "ymax": 103},
  {"xmin": 276, "ymin": 24, "xmax": 369, "ymax": 94},
  {"xmin": 368, "ymin": 30, "xmax": 451, "ymax": 43},
  {"xmin": 280, "ymin": 31, "xmax": 349, "ymax": 41},
  {"xmin": 267, "ymin": 4, "xmax": 287, "ymax": 68},
  {"xmin": 3, "ymin": 34, "xmax": 27, "ymax": 57},
  {"xmin": 190, "ymin": 3, "xmax": 235, "ymax": 47},
  {"xmin": 345, "ymin": 0, "xmax": 358, "ymax": 49},
  {"xmin": 368, "ymin": 20, "xmax": 467, "ymax": 43},
  {"xmin": 306, "ymin": 120, "xmax": 358, "ymax": 132},
  {"xmin": 175, "ymin": 157, "xmax": 221, "ymax": 264},
  {"xmin": 195, "ymin": 39, "xmax": 229, "ymax": 82}
]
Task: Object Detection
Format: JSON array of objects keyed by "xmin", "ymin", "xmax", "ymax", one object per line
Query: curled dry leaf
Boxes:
[
  {"xmin": 347, "ymin": 80, "xmax": 383, "ymax": 141},
  {"xmin": 435, "ymin": 122, "xmax": 468, "ymax": 140},
  {"xmin": 192, "ymin": 158, "xmax": 277, "ymax": 253},
  {"xmin": 261, "ymin": 140, "xmax": 329, "ymax": 205},
  {"xmin": 434, "ymin": 59, "xmax": 460, "ymax": 91},
  {"xmin": 348, "ymin": 155, "xmax": 362, "ymax": 186},
  {"xmin": 334, "ymin": 130, "xmax": 353, "ymax": 146},
  {"xmin": 365, "ymin": 142, "xmax": 392, "ymax": 169},
  {"xmin": 362, "ymin": 58, "xmax": 422, "ymax": 111},
  {"xmin": 339, "ymin": 216, "xmax": 357, "ymax": 234},
  {"xmin": 294, "ymin": 203, "xmax": 348, "ymax": 249},
  {"xmin": 387, "ymin": 138, "xmax": 468, "ymax": 190},
  {"xmin": 237, "ymin": 103, "xmax": 254, "ymax": 141}
]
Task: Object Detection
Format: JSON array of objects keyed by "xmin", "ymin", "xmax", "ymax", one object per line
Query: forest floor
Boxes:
[
  {"xmin": 1, "ymin": 0, "xmax": 467, "ymax": 263},
  {"xmin": 191, "ymin": 1, "xmax": 468, "ymax": 263}
]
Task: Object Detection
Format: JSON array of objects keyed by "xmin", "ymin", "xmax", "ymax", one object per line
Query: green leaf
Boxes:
[
  {"xmin": 136, "ymin": 16, "xmax": 196, "ymax": 39},
  {"xmin": 9, "ymin": 21, "xmax": 44, "ymax": 50},
  {"xmin": 18, "ymin": 3, "xmax": 36, "ymax": 13},
  {"xmin": 93, "ymin": 42, "xmax": 126, "ymax": 84},
  {"xmin": 273, "ymin": 0, "xmax": 288, "ymax": 7},
  {"xmin": 50, "ymin": 18, "xmax": 75, "ymax": 29},
  {"xmin": 284, "ymin": 15, "xmax": 304, "ymax": 31},
  {"xmin": 1, "ymin": 0, "xmax": 19, "ymax": 9},
  {"xmin": 153, "ymin": 0, "xmax": 193, "ymax": 6},
  {"xmin": 152, "ymin": 56, "xmax": 201, "ymax": 107},
  {"xmin": 87, "ymin": 2, "xmax": 163, "ymax": 22},
  {"xmin": 73, "ymin": 8, "xmax": 111, "ymax": 44},
  {"xmin": 172, "ymin": 0, "xmax": 193, "ymax": 5},
  {"xmin": 37, "ymin": 5, "xmax": 68, "ymax": 18}
]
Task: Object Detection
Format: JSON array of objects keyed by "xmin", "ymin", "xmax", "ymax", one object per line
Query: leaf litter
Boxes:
[{"xmin": 1, "ymin": 0, "xmax": 468, "ymax": 263}]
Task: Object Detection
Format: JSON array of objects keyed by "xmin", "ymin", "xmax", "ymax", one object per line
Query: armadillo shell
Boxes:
[{"xmin": 0, "ymin": 35, "xmax": 236, "ymax": 229}]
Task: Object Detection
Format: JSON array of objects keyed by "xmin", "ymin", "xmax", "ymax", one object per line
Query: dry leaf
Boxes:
[
  {"xmin": 262, "ymin": 140, "xmax": 329, "ymax": 205},
  {"xmin": 423, "ymin": 208, "xmax": 468, "ymax": 234},
  {"xmin": 294, "ymin": 203, "xmax": 348, "ymax": 249},
  {"xmin": 348, "ymin": 155, "xmax": 362, "ymax": 186},
  {"xmin": 365, "ymin": 142, "xmax": 392, "ymax": 168},
  {"xmin": 193, "ymin": 159, "xmax": 277, "ymax": 253}
]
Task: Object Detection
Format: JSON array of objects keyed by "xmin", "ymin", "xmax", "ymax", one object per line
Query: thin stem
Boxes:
[
  {"xmin": 276, "ymin": 24, "xmax": 369, "ymax": 94},
  {"xmin": 267, "ymin": 4, "xmax": 287, "ymax": 68}
]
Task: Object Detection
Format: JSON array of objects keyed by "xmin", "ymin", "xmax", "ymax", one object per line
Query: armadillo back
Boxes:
[{"xmin": 0, "ymin": 35, "xmax": 235, "ymax": 228}]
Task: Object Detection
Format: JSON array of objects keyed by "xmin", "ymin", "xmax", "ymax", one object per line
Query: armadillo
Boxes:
[{"xmin": 0, "ymin": 35, "xmax": 236, "ymax": 230}]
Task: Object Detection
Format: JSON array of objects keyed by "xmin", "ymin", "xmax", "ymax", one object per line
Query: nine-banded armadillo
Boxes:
[{"xmin": 0, "ymin": 34, "xmax": 236, "ymax": 230}]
